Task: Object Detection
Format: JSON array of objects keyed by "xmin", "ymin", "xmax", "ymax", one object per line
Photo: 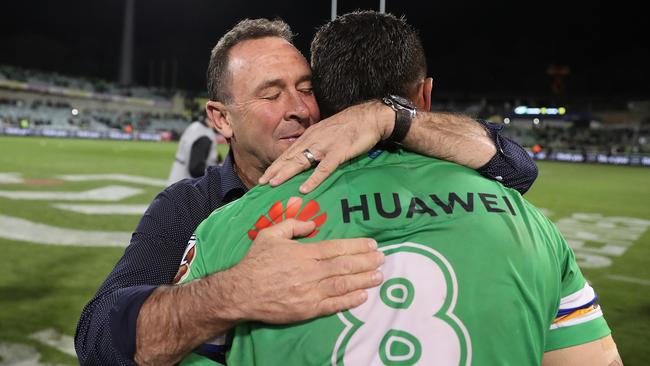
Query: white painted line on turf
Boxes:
[
  {"xmin": 0, "ymin": 342, "xmax": 41, "ymax": 365},
  {"xmin": 0, "ymin": 341, "xmax": 69, "ymax": 366},
  {"xmin": 0, "ymin": 213, "xmax": 130, "ymax": 247},
  {"xmin": 28, "ymin": 329, "xmax": 77, "ymax": 358},
  {"xmin": 0, "ymin": 185, "xmax": 142, "ymax": 201},
  {"xmin": 605, "ymin": 275, "xmax": 650, "ymax": 286},
  {"xmin": 57, "ymin": 173, "xmax": 166, "ymax": 187},
  {"xmin": 53, "ymin": 203, "xmax": 148, "ymax": 215},
  {"xmin": 0, "ymin": 172, "xmax": 23, "ymax": 184},
  {"xmin": 556, "ymin": 213, "xmax": 650, "ymax": 269}
]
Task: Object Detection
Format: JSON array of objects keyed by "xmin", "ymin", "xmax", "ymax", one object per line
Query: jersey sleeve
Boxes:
[
  {"xmin": 545, "ymin": 232, "xmax": 611, "ymax": 351},
  {"xmin": 174, "ymin": 233, "xmax": 207, "ymax": 285},
  {"xmin": 175, "ymin": 232, "xmax": 229, "ymax": 365}
]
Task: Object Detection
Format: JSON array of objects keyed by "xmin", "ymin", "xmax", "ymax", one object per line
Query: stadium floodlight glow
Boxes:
[
  {"xmin": 504, "ymin": 118, "xmax": 511, "ymax": 124},
  {"xmin": 528, "ymin": 107, "xmax": 541, "ymax": 115},
  {"xmin": 514, "ymin": 106, "xmax": 528, "ymax": 115},
  {"xmin": 514, "ymin": 105, "xmax": 567, "ymax": 116},
  {"xmin": 71, "ymin": 108, "xmax": 79, "ymax": 116},
  {"xmin": 546, "ymin": 108, "xmax": 559, "ymax": 115}
]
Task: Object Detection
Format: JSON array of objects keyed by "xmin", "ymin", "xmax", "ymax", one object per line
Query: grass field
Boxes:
[{"xmin": 0, "ymin": 135, "xmax": 648, "ymax": 365}]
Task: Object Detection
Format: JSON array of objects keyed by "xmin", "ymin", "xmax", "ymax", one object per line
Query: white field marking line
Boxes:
[
  {"xmin": 0, "ymin": 213, "xmax": 130, "ymax": 247},
  {"xmin": 0, "ymin": 342, "xmax": 41, "ymax": 365},
  {"xmin": 28, "ymin": 329, "xmax": 77, "ymax": 358},
  {"xmin": 53, "ymin": 203, "xmax": 148, "ymax": 215},
  {"xmin": 604, "ymin": 275, "xmax": 650, "ymax": 286},
  {"xmin": 0, "ymin": 185, "xmax": 142, "ymax": 201},
  {"xmin": 0, "ymin": 341, "xmax": 69, "ymax": 366},
  {"xmin": 0, "ymin": 172, "xmax": 23, "ymax": 184},
  {"xmin": 57, "ymin": 173, "xmax": 166, "ymax": 187}
]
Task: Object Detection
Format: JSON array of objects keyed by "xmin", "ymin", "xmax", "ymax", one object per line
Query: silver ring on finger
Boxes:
[{"xmin": 302, "ymin": 149, "xmax": 319, "ymax": 168}]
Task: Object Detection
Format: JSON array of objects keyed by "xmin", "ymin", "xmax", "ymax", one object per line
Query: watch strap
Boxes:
[{"xmin": 386, "ymin": 108, "xmax": 412, "ymax": 143}]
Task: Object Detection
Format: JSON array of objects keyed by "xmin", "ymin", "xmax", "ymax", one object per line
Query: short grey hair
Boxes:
[{"xmin": 207, "ymin": 18, "xmax": 294, "ymax": 103}]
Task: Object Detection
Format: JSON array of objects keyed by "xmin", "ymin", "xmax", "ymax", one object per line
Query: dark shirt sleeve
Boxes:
[
  {"xmin": 74, "ymin": 182, "xmax": 214, "ymax": 365},
  {"xmin": 476, "ymin": 120, "xmax": 538, "ymax": 194},
  {"xmin": 189, "ymin": 137, "xmax": 213, "ymax": 178}
]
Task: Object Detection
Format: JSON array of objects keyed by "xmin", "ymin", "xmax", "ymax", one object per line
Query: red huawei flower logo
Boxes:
[{"xmin": 247, "ymin": 196, "xmax": 327, "ymax": 240}]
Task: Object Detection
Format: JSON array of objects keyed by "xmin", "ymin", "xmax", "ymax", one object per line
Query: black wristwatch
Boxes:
[{"xmin": 381, "ymin": 94, "xmax": 417, "ymax": 143}]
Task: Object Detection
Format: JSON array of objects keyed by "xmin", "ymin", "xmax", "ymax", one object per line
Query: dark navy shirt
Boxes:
[
  {"xmin": 478, "ymin": 121, "xmax": 538, "ymax": 194},
  {"xmin": 74, "ymin": 120, "xmax": 537, "ymax": 365}
]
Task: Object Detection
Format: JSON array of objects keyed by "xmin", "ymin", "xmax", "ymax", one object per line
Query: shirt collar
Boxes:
[{"xmin": 220, "ymin": 148, "xmax": 248, "ymax": 203}]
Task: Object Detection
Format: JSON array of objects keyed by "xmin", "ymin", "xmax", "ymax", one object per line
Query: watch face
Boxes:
[{"xmin": 388, "ymin": 94, "xmax": 416, "ymax": 110}]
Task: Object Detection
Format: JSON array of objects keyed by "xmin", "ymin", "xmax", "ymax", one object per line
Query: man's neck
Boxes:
[
  {"xmin": 234, "ymin": 162, "xmax": 260, "ymax": 189},
  {"xmin": 231, "ymin": 149, "xmax": 263, "ymax": 189}
]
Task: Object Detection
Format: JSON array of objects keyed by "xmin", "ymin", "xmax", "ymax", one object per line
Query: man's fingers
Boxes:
[
  {"xmin": 258, "ymin": 164, "xmax": 277, "ymax": 185},
  {"xmin": 321, "ymin": 251, "xmax": 385, "ymax": 277},
  {"xmin": 260, "ymin": 147, "xmax": 320, "ymax": 187},
  {"xmin": 258, "ymin": 148, "xmax": 297, "ymax": 185},
  {"xmin": 308, "ymin": 238, "xmax": 378, "ymax": 259},
  {"xmin": 258, "ymin": 158, "xmax": 289, "ymax": 186},
  {"xmin": 257, "ymin": 218, "xmax": 316, "ymax": 240},
  {"xmin": 319, "ymin": 270, "xmax": 384, "ymax": 298},
  {"xmin": 316, "ymin": 290, "xmax": 369, "ymax": 316},
  {"xmin": 299, "ymin": 156, "xmax": 340, "ymax": 194},
  {"xmin": 267, "ymin": 160, "xmax": 305, "ymax": 187}
]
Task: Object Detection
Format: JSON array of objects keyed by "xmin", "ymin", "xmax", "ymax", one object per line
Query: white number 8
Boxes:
[{"xmin": 332, "ymin": 242, "xmax": 472, "ymax": 366}]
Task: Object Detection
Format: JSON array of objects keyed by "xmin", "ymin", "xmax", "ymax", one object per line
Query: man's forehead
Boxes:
[
  {"xmin": 228, "ymin": 37, "xmax": 306, "ymax": 73},
  {"xmin": 227, "ymin": 37, "xmax": 312, "ymax": 96}
]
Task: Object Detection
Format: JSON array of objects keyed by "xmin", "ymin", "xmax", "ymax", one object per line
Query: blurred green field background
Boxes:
[{"xmin": 0, "ymin": 136, "xmax": 648, "ymax": 365}]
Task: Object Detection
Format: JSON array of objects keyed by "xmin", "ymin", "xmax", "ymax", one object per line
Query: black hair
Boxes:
[{"xmin": 310, "ymin": 11, "xmax": 427, "ymax": 117}]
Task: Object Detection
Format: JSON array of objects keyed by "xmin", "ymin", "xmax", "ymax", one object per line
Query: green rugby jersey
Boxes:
[{"xmin": 178, "ymin": 150, "xmax": 610, "ymax": 366}]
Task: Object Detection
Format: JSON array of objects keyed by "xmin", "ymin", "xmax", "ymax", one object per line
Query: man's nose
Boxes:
[{"xmin": 285, "ymin": 90, "xmax": 311, "ymax": 123}]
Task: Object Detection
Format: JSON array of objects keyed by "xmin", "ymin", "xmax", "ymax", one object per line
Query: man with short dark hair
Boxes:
[
  {"xmin": 313, "ymin": 11, "xmax": 428, "ymax": 119},
  {"xmin": 177, "ymin": 12, "xmax": 619, "ymax": 365},
  {"xmin": 76, "ymin": 17, "xmax": 540, "ymax": 366}
]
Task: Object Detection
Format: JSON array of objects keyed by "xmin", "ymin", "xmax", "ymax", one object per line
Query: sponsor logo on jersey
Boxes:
[
  {"xmin": 340, "ymin": 192, "xmax": 518, "ymax": 223},
  {"xmin": 247, "ymin": 197, "xmax": 327, "ymax": 240},
  {"xmin": 173, "ymin": 234, "xmax": 196, "ymax": 284}
]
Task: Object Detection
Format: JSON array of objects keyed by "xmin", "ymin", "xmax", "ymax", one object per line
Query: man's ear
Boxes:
[
  {"xmin": 411, "ymin": 77, "xmax": 433, "ymax": 111},
  {"xmin": 206, "ymin": 100, "xmax": 233, "ymax": 139},
  {"xmin": 422, "ymin": 77, "xmax": 433, "ymax": 112}
]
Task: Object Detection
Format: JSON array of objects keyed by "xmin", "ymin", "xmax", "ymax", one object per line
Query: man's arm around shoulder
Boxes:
[
  {"xmin": 75, "ymin": 184, "xmax": 211, "ymax": 365},
  {"xmin": 260, "ymin": 101, "xmax": 537, "ymax": 194},
  {"xmin": 135, "ymin": 219, "xmax": 384, "ymax": 365}
]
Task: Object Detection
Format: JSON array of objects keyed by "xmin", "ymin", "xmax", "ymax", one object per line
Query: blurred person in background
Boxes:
[
  {"xmin": 168, "ymin": 114, "xmax": 219, "ymax": 185},
  {"xmin": 76, "ymin": 17, "xmax": 539, "ymax": 366}
]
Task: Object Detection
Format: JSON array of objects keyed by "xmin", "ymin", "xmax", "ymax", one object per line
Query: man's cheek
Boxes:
[
  {"xmin": 251, "ymin": 105, "xmax": 283, "ymax": 128},
  {"xmin": 305, "ymin": 96, "xmax": 320, "ymax": 122}
]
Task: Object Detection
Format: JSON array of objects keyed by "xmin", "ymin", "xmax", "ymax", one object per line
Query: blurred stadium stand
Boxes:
[
  {"xmin": 431, "ymin": 93, "xmax": 650, "ymax": 167},
  {"xmin": 0, "ymin": 65, "xmax": 197, "ymax": 141},
  {"xmin": 1, "ymin": 65, "xmax": 648, "ymax": 166},
  {"xmin": 0, "ymin": 65, "xmax": 174, "ymax": 100}
]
